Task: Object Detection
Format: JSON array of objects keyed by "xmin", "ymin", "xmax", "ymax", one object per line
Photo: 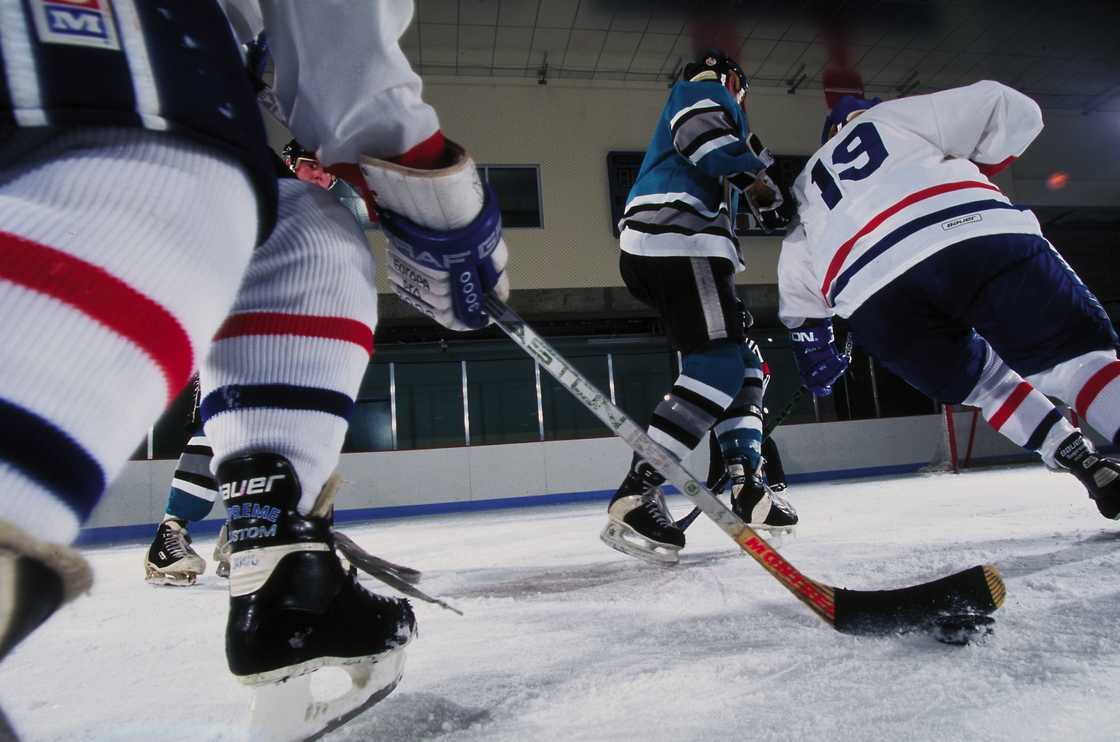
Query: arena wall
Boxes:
[{"xmin": 83, "ymin": 411, "xmax": 1094, "ymax": 544}]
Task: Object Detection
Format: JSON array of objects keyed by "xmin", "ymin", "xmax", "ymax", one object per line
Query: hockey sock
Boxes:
[
  {"xmin": 1027, "ymin": 350, "xmax": 1120, "ymax": 447},
  {"xmin": 0, "ymin": 129, "xmax": 257, "ymax": 543},
  {"xmin": 964, "ymin": 348, "xmax": 1076, "ymax": 465},
  {"xmin": 201, "ymin": 180, "xmax": 377, "ymax": 515},
  {"xmin": 647, "ymin": 341, "xmax": 745, "ymax": 459},
  {"xmin": 714, "ymin": 343, "xmax": 766, "ymax": 471},
  {"xmin": 163, "ymin": 434, "xmax": 217, "ymax": 523}
]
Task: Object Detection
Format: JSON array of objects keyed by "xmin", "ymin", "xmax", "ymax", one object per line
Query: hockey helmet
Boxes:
[
  {"xmin": 282, "ymin": 139, "xmax": 315, "ymax": 168},
  {"xmin": 821, "ymin": 94, "xmax": 882, "ymax": 144},
  {"xmin": 682, "ymin": 50, "xmax": 749, "ymax": 104}
]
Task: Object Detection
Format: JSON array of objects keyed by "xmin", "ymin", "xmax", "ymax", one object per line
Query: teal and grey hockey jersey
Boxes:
[{"xmin": 619, "ymin": 79, "xmax": 766, "ymax": 270}]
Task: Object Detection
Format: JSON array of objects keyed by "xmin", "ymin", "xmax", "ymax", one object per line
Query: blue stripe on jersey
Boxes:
[
  {"xmin": 201, "ymin": 384, "xmax": 356, "ymax": 422},
  {"xmin": 0, "ymin": 397, "xmax": 104, "ymax": 520},
  {"xmin": 829, "ymin": 200, "xmax": 1025, "ymax": 304}
]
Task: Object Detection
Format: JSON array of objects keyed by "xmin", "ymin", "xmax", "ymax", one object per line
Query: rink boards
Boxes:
[{"xmin": 80, "ymin": 410, "xmax": 1102, "ymax": 544}]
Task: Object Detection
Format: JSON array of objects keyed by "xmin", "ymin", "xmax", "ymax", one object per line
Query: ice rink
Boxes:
[{"xmin": 4, "ymin": 463, "xmax": 1120, "ymax": 742}]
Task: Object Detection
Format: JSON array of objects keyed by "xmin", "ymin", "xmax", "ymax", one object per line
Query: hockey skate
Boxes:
[
  {"xmin": 144, "ymin": 518, "xmax": 205, "ymax": 586},
  {"xmin": 213, "ymin": 523, "xmax": 230, "ymax": 579},
  {"xmin": 0, "ymin": 520, "xmax": 93, "ymax": 736},
  {"xmin": 728, "ymin": 460, "xmax": 798, "ymax": 535},
  {"xmin": 1054, "ymin": 432, "xmax": 1120, "ymax": 519},
  {"xmin": 601, "ymin": 461, "xmax": 685, "ymax": 565},
  {"xmin": 220, "ymin": 454, "xmax": 416, "ymax": 742}
]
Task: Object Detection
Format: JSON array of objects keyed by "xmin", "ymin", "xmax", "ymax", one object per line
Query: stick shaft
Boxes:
[{"xmin": 485, "ymin": 297, "xmax": 836, "ymax": 624}]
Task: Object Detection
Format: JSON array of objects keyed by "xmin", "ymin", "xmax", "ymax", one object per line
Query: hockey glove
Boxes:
[
  {"xmin": 789, "ymin": 318, "xmax": 849, "ymax": 396},
  {"xmin": 379, "ymin": 190, "xmax": 508, "ymax": 331},
  {"xmin": 746, "ymin": 131, "xmax": 775, "ymax": 169},
  {"xmin": 361, "ymin": 139, "xmax": 510, "ymax": 332},
  {"xmin": 727, "ymin": 170, "xmax": 787, "ymax": 234}
]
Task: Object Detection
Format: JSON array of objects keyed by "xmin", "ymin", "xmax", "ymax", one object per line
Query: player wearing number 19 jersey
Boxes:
[{"xmin": 778, "ymin": 80, "xmax": 1120, "ymax": 518}]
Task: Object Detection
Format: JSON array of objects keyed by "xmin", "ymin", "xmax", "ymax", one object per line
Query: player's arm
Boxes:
[
  {"xmin": 259, "ymin": 1, "xmax": 509, "ymax": 331},
  {"xmin": 668, "ymin": 85, "xmax": 767, "ymax": 181},
  {"xmin": 879, "ymin": 80, "xmax": 1043, "ymax": 177},
  {"xmin": 778, "ymin": 224, "xmax": 849, "ymax": 396}
]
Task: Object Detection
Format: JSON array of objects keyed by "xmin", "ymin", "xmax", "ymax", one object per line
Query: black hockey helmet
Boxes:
[
  {"xmin": 282, "ymin": 139, "xmax": 315, "ymax": 168},
  {"xmin": 681, "ymin": 49, "xmax": 749, "ymax": 96}
]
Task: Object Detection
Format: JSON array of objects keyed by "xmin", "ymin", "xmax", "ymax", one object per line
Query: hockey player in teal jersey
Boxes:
[{"xmin": 601, "ymin": 51, "xmax": 797, "ymax": 565}]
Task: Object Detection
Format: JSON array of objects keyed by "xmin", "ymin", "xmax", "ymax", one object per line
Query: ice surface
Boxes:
[{"xmin": 3, "ymin": 464, "xmax": 1120, "ymax": 741}]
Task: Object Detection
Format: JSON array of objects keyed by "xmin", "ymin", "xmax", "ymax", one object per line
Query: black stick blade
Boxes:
[{"xmin": 833, "ymin": 565, "xmax": 1005, "ymax": 635}]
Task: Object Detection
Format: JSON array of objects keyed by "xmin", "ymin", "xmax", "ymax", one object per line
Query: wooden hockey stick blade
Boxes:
[
  {"xmin": 833, "ymin": 564, "xmax": 1006, "ymax": 635},
  {"xmin": 486, "ymin": 296, "xmax": 1006, "ymax": 634}
]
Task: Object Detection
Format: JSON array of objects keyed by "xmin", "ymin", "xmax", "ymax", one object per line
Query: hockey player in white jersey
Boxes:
[
  {"xmin": 0, "ymin": 1, "xmax": 509, "ymax": 738},
  {"xmin": 601, "ymin": 51, "xmax": 797, "ymax": 565},
  {"xmin": 779, "ymin": 81, "xmax": 1120, "ymax": 516}
]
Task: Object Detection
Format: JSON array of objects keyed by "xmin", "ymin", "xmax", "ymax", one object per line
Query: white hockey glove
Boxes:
[
  {"xmin": 726, "ymin": 132, "xmax": 788, "ymax": 233},
  {"xmin": 360, "ymin": 140, "xmax": 510, "ymax": 331}
]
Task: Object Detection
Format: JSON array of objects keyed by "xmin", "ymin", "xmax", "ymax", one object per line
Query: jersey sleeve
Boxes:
[
  {"xmin": 259, "ymin": 0, "xmax": 441, "ymax": 165},
  {"xmin": 667, "ymin": 84, "xmax": 765, "ymax": 179},
  {"xmin": 871, "ymin": 80, "xmax": 1043, "ymax": 175},
  {"xmin": 778, "ymin": 223, "xmax": 834, "ymax": 329}
]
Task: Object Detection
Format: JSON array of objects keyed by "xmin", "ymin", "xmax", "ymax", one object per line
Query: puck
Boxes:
[{"xmin": 932, "ymin": 614, "xmax": 995, "ymax": 645}]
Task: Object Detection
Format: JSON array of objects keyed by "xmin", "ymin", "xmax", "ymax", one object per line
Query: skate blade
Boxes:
[
  {"xmin": 144, "ymin": 570, "xmax": 198, "ymax": 586},
  {"xmin": 599, "ymin": 522, "xmax": 680, "ymax": 566},
  {"xmin": 247, "ymin": 647, "xmax": 406, "ymax": 742}
]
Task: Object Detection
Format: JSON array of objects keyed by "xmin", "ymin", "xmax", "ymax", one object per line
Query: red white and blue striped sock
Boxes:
[
  {"xmin": 201, "ymin": 180, "xmax": 377, "ymax": 514},
  {"xmin": 1028, "ymin": 349, "xmax": 1120, "ymax": 447},
  {"xmin": 964, "ymin": 347, "xmax": 1075, "ymax": 466},
  {"xmin": 0, "ymin": 128, "xmax": 258, "ymax": 543}
]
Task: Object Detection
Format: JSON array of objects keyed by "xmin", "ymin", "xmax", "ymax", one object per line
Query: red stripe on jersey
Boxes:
[
  {"xmin": 0, "ymin": 230, "xmax": 191, "ymax": 398},
  {"xmin": 214, "ymin": 312, "xmax": 374, "ymax": 356},
  {"xmin": 819, "ymin": 180, "xmax": 1002, "ymax": 301},
  {"xmin": 1075, "ymin": 361, "xmax": 1120, "ymax": 418},
  {"xmin": 989, "ymin": 382, "xmax": 1033, "ymax": 432},
  {"xmin": 974, "ymin": 156, "xmax": 1016, "ymax": 178},
  {"xmin": 391, "ymin": 131, "xmax": 448, "ymax": 170}
]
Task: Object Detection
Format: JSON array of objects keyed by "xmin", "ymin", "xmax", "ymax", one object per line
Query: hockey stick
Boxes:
[
  {"xmin": 674, "ymin": 384, "xmax": 809, "ymax": 530},
  {"xmin": 487, "ymin": 296, "xmax": 1005, "ymax": 635}
]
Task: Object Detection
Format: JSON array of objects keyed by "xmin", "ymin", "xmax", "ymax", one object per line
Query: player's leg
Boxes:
[
  {"xmin": 200, "ymin": 178, "xmax": 415, "ymax": 711},
  {"xmin": 0, "ymin": 127, "xmax": 258, "ymax": 663},
  {"xmin": 144, "ymin": 420, "xmax": 217, "ymax": 585},
  {"xmin": 848, "ymin": 244, "xmax": 1096, "ymax": 497},
  {"xmin": 602, "ymin": 254, "xmax": 746, "ymax": 563},
  {"xmin": 762, "ymin": 436, "xmax": 788, "ymax": 492},
  {"xmin": 951, "ymin": 234, "xmax": 1120, "ymax": 516},
  {"xmin": 714, "ymin": 345, "xmax": 797, "ymax": 530}
]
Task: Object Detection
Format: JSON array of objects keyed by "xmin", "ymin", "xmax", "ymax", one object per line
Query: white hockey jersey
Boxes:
[
  {"xmin": 219, "ymin": 0, "xmax": 440, "ymax": 165},
  {"xmin": 778, "ymin": 81, "xmax": 1045, "ymax": 328}
]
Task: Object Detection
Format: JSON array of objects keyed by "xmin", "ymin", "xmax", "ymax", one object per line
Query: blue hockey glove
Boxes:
[
  {"xmin": 789, "ymin": 318, "xmax": 849, "ymax": 396},
  {"xmin": 379, "ymin": 184, "xmax": 510, "ymax": 331}
]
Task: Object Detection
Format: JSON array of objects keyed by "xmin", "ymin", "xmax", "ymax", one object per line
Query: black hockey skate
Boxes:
[
  {"xmin": 0, "ymin": 520, "xmax": 93, "ymax": 739},
  {"xmin": 601, "ymin": 459, "xmax": 685, "ymax": 565},
  {"xmin": 1054, "ymin": 432, "xmax": 1120, "ymax": 519},
  {"xmin": 728, "ymin": 460, "xmax": 798, "ymax": 534},
  {"xmin": 219, "ymin": 454, "xmax": 416, "ymax": 741},
  {"xmin": 144, "ymin": 518, "xmax": 205, "ymax": 586}
]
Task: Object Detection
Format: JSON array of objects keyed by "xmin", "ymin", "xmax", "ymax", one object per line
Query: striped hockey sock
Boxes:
[
  {"xmin": 1028, "ymin": 350, "xmax": 1120, "ymax": 448},
  {"xmin": 714, "ymin": 345, "xmax": 766, "ymax": 472},
  {"xmin": 647, "ymin": 342, "xmax": 745, "ymax": 460},
  {"xmin": 164, "ymin": 434, "xmax": 218, "ymax": 523},
  {"xmin": 964, "ymin": 349, "xmax": 1075, "ymax": 465},
  {"xmin": 0, "ymin": 129, "xmax": 257, "ymax": 543},
  {"xmin": 201, "ymin": 180, "xmax": 377, "ymax": 515}
]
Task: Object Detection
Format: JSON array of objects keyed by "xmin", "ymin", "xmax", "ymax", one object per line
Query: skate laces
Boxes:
[
  {"xmin": 640, "ymin": 491, "xmax": 675, "ymax": 529},
  {"xmin": 161, "ymin": 524, "xmax": 189, "ymax": 559}
]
